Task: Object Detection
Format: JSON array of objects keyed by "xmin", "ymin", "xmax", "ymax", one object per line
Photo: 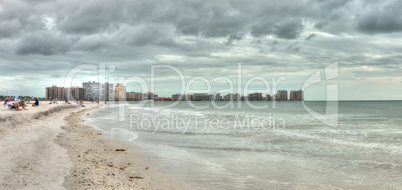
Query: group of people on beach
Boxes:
[
  {"xmin": 49, "ymin": 97, "xmax": 58, "ymax": 104},
  {"xmin": 77, "ymin": 99, "xmax": 85, "ymax": 107},
  {"xmin": 4, "ymin": 96, "xmax": 92, "ymax": 111},
  {"xmin": 53, "ymin": 97, "xmax": 85, "ymax": 107},
  {"xmin": 3, "ymin": 95, "xmax": 39, "ymax": 111}
]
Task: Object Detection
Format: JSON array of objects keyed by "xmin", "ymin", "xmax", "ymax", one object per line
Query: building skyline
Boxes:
[{"xmin": 45, "ymin": 82, "xmax": 303, "ymax": 102}]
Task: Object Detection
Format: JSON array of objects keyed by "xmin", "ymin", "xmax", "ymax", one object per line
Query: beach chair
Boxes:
[
  {"xmin": 20, "ymin": 101, "xmax": 27, "ymax": 110},
  {"xmin": 7, "ymin": 103, "xmax": 15, "ymax": 110}
]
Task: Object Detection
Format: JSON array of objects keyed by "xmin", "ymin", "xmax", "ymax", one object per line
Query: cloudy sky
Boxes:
[{"xmin": 1, "ymin": 0, "xmax": 402, "ymax": 100}]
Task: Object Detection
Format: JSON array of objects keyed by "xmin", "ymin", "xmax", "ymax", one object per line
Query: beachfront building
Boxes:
[
  {"xmin": 65, "ymin": 86, "xmax": 86, "ymax": 100},
  {"xmin": 276, "ymin": 90, "xmax": 288, "ymax": 101},
  {"xmin": 290, "ymin": 90, "xmax": 304, "ymax": 101},
  {"xmin": 102, "ymin": 83, "xmax": 114, "ymax": 101},
  {"xmin": 266, "ymin": 94, "xmax": 272, "ymax": 101},
  {"xmin": 187, "ymin": 94, "xmax": 194, "ymax": 101},
  {"xmin": 83, "ymin": 81, "xmax": 114, "ymax": 101},
  {"xmin": 83, "ymin": 81, "xmax": 99, "ymax": 100},
  {"xmin": 212, "ymin": 93, "xmax": 222, "ymax": 101},
  {"xmin": 114, "ymin": 83, "xmax": 126, "ymax": 101},
  {"xmin": 172, "ymin": 93, "xmax": 186, "ymax": 101},
  {"xmin": 126, "ymin": 92, "xmax": 143, "ymax": 101},
  {"xmin": 193, "ymin": 93, "xmax": 210, "ymax": 101},
  {"xmin": 156, "ymin": 97, "xmax": 171, "ymax": 101},
  {"xmin": 248, "ymin": 93, "xmax": 263, "ymax": 101},
  {"xmin": 134, "ymin": 93, "xmax": 143, "ymax": 101},
  {"xmin": 126, "ymin": 92, "xmax": 133, "ymax": 101},
  {"xmin": 45, "ymin": 86, "xmax": 65, "ymax": 100},
  {"xmin": 223, "ymin": 93, "xmax": 241, "ymax": 101},
  {"xmin": 194, "ymin": 94, "xmax": 211, "ymax": 101},
  {"xmin": 241, "ymin": 95, "xmax": 248, "ymax": 101},
  {"xmin": 143, "ymin": 92, "xmax": 158, "ymax": 100},
  {"xmin": 126, "ymin": 92, "xmax": 136, "ymax": 101}
]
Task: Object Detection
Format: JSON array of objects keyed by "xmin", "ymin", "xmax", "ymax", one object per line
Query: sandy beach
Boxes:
[{"xmin": 0, "ymin": 102, "xmax": 192, "ymax": 189}]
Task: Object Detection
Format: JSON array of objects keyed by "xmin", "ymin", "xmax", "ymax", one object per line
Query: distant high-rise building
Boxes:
[
  {"xmin": 188, "ymin": 94, "xmax": 194, "ymax": 101},
  {"xmin": 114, "ymin": 83, "xmax": 126, "ymax": 101},
  {"xmin": 224, "ymin": 93, "xmax": 241, "ymax": 101},
  {"xmin": 45, "ymin": 86, "xmax": 65, "ymax": 100},
  {"xmin": 212, "ymin": 93, "xmax": 222, "ymax": 101},
  {"xmin": 276, "ymin": 90, "xmax": 288, "ymax": 101},
  {"xmin": 83, "ymin": 81, "xmax": 114, "ymax": 101},
  {"xmin": 172, "ymin": 93, "xmax": 185, "ymax": 101},
  {"xmin": 134, "ymin": 93, "xmax": 142, "ymax": 101},
  {"xmin": 126, "ymin": 92, "xmax": 142, "ymax": 101},
  {"xmin": 46, "ymin": 86, "xmax": 88, "ymax": 100},
  {"xmin": 265, "ymin": 94, "xmax": 272, "ymax": 101},
  {"xmin": 143, "ymin": 92, "xmax": 157, "ymax": 100},
  {"xmin": 101, "ymin": 83, "xmax": 114, "ymax": 101},
  {"xmin": 195, "ymin": 94, "xmax": 211, "ymax": 101},
  {"xmin": 248, "ymin": 93, "xmax": 263, "ymax": 101},
  {"xmin": 126, "ymin": 92, "xmax": 133, "ymax": 101},
  {"xmin": 290, "ymin": 90, "xmax": 304, "ymax": 101},
  {"xmin": 65, "ymin": 86, "xmax": 86, "ymax": 100},
  {"xmin": 234, "ymin": 93, "xmax": 241, "ymax": 101},
  {"xmin": 192, "ymin": 93, "xmax": 208, "ymax": 101}
]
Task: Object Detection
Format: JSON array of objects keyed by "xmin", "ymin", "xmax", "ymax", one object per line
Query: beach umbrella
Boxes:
[{"xmin": 15, "ymin": 94, "xmax": 20, "ymax": 102}]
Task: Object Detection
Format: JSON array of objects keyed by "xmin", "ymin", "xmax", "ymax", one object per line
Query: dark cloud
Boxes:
[
  {"xmin": 15, "ymin": 33, "xmax": 75, "ymax": 55},
  {"xmin": 0, "ymin": 5, "xmax": 44, "ymax": 39},
  {"xmin": 314, "ymin": 22, "xmax": 327, "ymax": 29},
  {"xmin": 250, "ymin": 39, "xmax": 261, "ymax": 45},
  {"xmin": 357, "ymin": 1, "xmax": 402, "ymax": 34},
  {"xmin": 226, "ymin": 34, "xmax": 243, "ymax": 45},
  {"xmin": 305, "ymin": 33, "xmax": 317, "ymax": 41},
  {"xmin": 287, "ymin": 41, "xmax": 300, "ymax": 53},
  {"xmin": 0, "ymin": 20, "xmax": 21, "ymax": 38},
  {"xmin": 251, "ymin": 19, "xmax": 304, "ymax": 39},
  {"xmin": 57, "ymin": 1, "xmax": 126, "ymax": 34},
  {"xmin": 122, "ymin": 24, "xmax": 177, "ymax": 47}
]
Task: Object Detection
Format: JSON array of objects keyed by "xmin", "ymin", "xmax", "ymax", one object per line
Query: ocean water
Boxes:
[{"xmin": 85, "ymin": 101, "xmax": 402, "ymax": 189}]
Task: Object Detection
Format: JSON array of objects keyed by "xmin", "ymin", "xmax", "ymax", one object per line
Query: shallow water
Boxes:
[{"xmin": 85, "ymin": 101, "xmax": 402, "ymax": 189}]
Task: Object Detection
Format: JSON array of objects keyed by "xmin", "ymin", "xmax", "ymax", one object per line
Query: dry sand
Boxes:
[{"xmin": 0, "ymin": 102, "xmax": 192, "ymax": 189}]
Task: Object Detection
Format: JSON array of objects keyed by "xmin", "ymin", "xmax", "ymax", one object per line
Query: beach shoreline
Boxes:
[
  {"xmin": 0, "ymin": 102, "xmax": 192, "ymax": 189},
  {"xmin": 57, "ymin": 106, "xmax": 193, "ymax": 189}
]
